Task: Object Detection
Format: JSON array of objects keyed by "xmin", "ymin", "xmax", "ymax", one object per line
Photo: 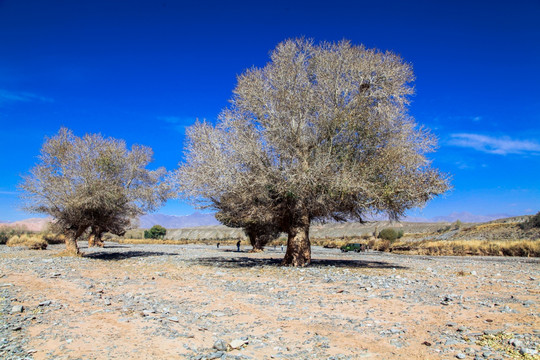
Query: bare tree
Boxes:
[
  {"xmin": 177, "ymin": 39, "xmax": 450, "ymax": 266},
  {"xmin": 20, "ymin": 128, "xmax": 170, "ymax": 254}
]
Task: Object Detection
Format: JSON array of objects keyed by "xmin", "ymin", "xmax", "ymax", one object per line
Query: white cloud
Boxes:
[
  {"xmin": 0, "ymin": 89, "xmax": 53, "ymax": 104},
  {"xmin": 448, "ymin": 133, "xmax": 540, "ymax": 155}
]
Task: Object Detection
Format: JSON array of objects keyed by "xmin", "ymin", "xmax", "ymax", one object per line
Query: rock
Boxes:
[
  {"xmin": 213, "ymin": 339, "xmax": 227, "ymax": 351},
  {"xmin": 520, "ymin": 348, "xmax": 538, "ymax": 356},
  {"xmin": 11, "ymin": 305, "xmax": 24, "ymax": 314},
  {"xmin": 207, "ymin": 351, "xmax": 225, "ymax": 359},
  {"xmin": 167, "ymin": 316, "xmax": 179, "ymax": 322},
  {"xmin": 228, "ymin": 338, "xmax": 248, "ymax": 350},
  {"xmin": 456, "ymin": 353, "xmax": 466, "ymax": 359},
  {"xmin": 509, "ymin": 338, "xmax": 523, "ymax": 348},
  {"xmin": 38, "ymin": 300, "xmax": 52, "ymax": 306}
]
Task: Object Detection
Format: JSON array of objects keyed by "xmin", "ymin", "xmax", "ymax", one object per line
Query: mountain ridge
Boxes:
[{"xmin": 0, "ymin": 211, "xmax": 521, "ymax": 232}]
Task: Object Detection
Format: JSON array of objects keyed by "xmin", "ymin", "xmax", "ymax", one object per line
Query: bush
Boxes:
[
  {"xmin": 520, "ymin": 212, "xmax": 540, "ymax": 230},
  {"xmin": 26, "ymin": 237, "xmax": 48, "ymax": 250},
  {"xmin": 144, "ymin": 225, "xmax": 167, "ymax": 239},
  {"xmin": 0, "ymin": 227, "xmax": 30, "ymax": 245},
  {"xmin": 42, "ymin": 233, "xmax": 66, "ymax": 244},
  {"xmin": 7, "ymin": 234, "xmax": 47, "ymax": 250},
  {"xmin": 378, "ymin": 228, "xmax": 399, "ymax": 242}
]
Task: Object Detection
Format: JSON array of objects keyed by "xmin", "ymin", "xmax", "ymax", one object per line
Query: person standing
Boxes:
[{"xmin": 236, "ymin": 240, "xmax": 241, "ymax": 252}]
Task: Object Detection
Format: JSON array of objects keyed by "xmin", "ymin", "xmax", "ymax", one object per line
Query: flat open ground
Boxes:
[{"xmin": 1, "ymin": 243, "xmax": 539, "ymax": 359}]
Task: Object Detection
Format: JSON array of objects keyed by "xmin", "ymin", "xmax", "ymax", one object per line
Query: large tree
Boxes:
[
  {"xmin": 177, "ymin": 39, "xmax": 450, "ymax": 266},
  {"xmin": 20, "ymin": 128, "xmax": 170, "ymax": 254}
]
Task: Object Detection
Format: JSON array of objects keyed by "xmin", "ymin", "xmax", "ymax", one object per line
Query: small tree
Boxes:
[
  {"xmin": 20, "ymin": 128, "xmax": 170, "ymax": 254},
  {"xmin": 177, "ymin": 39, "xmax": 450, "ymax": 266},
  {"xmin": 144, "ymin": 225, "xmax": 167, "ymax": 239}
]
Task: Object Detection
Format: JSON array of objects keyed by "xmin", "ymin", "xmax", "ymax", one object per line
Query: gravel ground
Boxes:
[{"xmin": 1, "ymin": 243, "xmax": 539, "ymax": 360}]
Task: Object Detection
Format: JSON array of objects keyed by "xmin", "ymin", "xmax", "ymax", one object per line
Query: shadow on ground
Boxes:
[
  {"xmin": 194, "ymin": 256, "xmax": 408, "ymax": 269},
  {"xmin": 83, "ymin": 251, "xmax": 179, "ymax": 261}
]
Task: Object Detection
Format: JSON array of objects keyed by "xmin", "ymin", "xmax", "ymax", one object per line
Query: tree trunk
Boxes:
[
  {"xmin": 250, "ymin": 235, "xmax": 265, "ymax": 252},
  {"xmin": 65, "ymin": 236, "xmax": 80, "ymax": 255},
  {"xmin": 65, "ymin": 227, "xmax": 85, "ymax": 255},
  {"xmin": 88, "ymin": 234, "xmax": 97, "ymax": 247},
  {"xmin": 282, "ymin": 212, "xmax": 311, "ymax": 266},
  {"xmin": 95, "ymin": 232, "xmax": 104, "ymax": 247}
]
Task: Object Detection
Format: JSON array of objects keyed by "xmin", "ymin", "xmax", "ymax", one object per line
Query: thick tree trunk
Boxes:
[
  {"xmin": 282, "ymin": 212, "xmax": 311, "ymax": 266},
  {"xmin": 65, "ymin": 227, "xmax": 85, "ymax": 255},
  {"xmin": 65, "ymin": 236, "xmax": 80, "ymax": 255}
]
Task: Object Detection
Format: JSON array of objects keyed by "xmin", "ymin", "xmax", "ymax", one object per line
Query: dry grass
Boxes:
[
  {"xmin": 388, "ymin": 239, "xmax": 540, "ymax": 257},
  {"xmin": 114, "ymin": 236, "xmax": 539, "ymax": 257},
  {"xmin": 118, "ymin": 238, "xmax": 243, "ymax": 246},
  {"xmin": 42, "ymin": 233, "xmax": 66, "ymax": 244},
  {"xmin": 6, "ymin": 234, "xmax": 48, "ymax": 250}
]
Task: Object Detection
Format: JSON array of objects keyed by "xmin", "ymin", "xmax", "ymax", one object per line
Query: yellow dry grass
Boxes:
[
  {"xmin": 6, "ymin": 234, "xmax": 48, "ymax": 250},
  {"xmin": 390, "ymin": 239, "xmax": 540, "ymax": 257}
]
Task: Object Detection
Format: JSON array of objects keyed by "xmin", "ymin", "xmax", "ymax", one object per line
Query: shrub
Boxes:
[
  {"xmin": 26, "ymin": 237, "xmax": 48, "ymax": 250},
  {"xmin": 0, "ymin": 227, "xmax": 30, "ymax": 245},
  {"xmin": 7, "ymin": 234, "xmax": 47, "ymax": 250},
  {"xmin": 378, "ymin": 228, "xmax": 399, "ymax": 242},
  {"xmin": 43, "ymin": 233, "xmax": 66, "ymax": 244},
  {"xmin": 144, "ymin": 225, "xmax": 167, "ymax": 239},
  {"xmin": 520, "ymin": 212, "xmax": 540, "ymax": 230}
]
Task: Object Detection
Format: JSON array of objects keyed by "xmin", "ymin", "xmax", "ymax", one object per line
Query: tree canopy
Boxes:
[
  {"xmin": 177, "ymin": 38, "xmax": 450, "ymax": 266},
  {"xmin": 20, "ymin": 128, "xmax": 170, "ymax": 254}
]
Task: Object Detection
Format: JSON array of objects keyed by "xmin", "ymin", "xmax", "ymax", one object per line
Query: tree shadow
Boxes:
[
  {"xmin": 193, "ymin": 256, "xmax": 408, "ymax": 270},
  {"xmin": 83, "ymin": 251, "xmax": 179, "ymax": 261}
]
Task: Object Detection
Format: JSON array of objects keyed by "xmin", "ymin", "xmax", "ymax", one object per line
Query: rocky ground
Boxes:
[{"xmin": 0, "ymin": 243, "xmax": 539, "ymax": 360}]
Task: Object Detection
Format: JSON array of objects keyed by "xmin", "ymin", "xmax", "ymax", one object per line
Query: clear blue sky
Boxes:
[{"xmin": 1, "ymin": 0, "xmax": 539, "ymax": 222}]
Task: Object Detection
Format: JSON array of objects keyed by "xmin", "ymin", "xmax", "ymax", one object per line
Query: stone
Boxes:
[
  {"xmin": 11, "ymin": 305, "xmax": 24, "ymax": 314},
  {"xmin": 207, "ymin": 351, "xmax": 225, "ymax": 359},
  {"xmin": 38, "ymin": 300, "xmax": 52, "ymax": 306},
  {"xmin": 520, "ymin": 348, "xmax": 538, "ymax": 356},
  {"xmin": 213, "ymin": 339, "xmax": 227, "ymax": 351},
  {"xmin": 456, "ymin": 354, "xmax": 466, "ymax": 359},
  {"xmin": 229, "ymin": 338, "xmax": 248, "ymax": 349}
]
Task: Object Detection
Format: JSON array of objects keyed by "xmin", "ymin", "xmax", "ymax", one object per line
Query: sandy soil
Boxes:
[{"xmin": 1, "ymin": 243, "xmax": 539, "ymax": 359}]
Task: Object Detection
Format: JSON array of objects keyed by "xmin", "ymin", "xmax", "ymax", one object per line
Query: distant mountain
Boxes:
[
  {"xmin": 0, "ymin": 211, "xmax": 518, "ymax": 232},
  {"xmin": 138, "ymin": 212, "xmax": 219, "ymax": 229},
  {"xmin": 429, "ymin": 212, "xmax": 512, "ymax": 223},
  {"xmin": 0, "ymin": 217, "xmax": 51, "ymax": 232}
]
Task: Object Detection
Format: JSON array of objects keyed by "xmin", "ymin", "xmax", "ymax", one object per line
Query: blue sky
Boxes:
[{"xmin": 1, "ymin": 0, "xmax": 539, "ymax": 222}]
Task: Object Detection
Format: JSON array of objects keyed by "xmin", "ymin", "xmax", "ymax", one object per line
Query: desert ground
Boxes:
[{"xmin": 1, "ymin": 243, "xmax": 539, "ymax": 360}]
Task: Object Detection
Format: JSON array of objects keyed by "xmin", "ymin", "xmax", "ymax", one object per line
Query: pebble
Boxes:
[{"xmin": 1, "ymin": 242, "xmax": 538, "ymax": 359}]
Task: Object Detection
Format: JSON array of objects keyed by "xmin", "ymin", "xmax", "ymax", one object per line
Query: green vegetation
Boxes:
[
  {"xmin": 144, "ymin": 225, "xmax": 167, "ymax": 239},
  {"xmin": 378, "ymin": 228, "xmax": 403, "ymax": 242},
  {"xmin": 520, "ymin": 212, "xmax": 540, "ymax": 230}
]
